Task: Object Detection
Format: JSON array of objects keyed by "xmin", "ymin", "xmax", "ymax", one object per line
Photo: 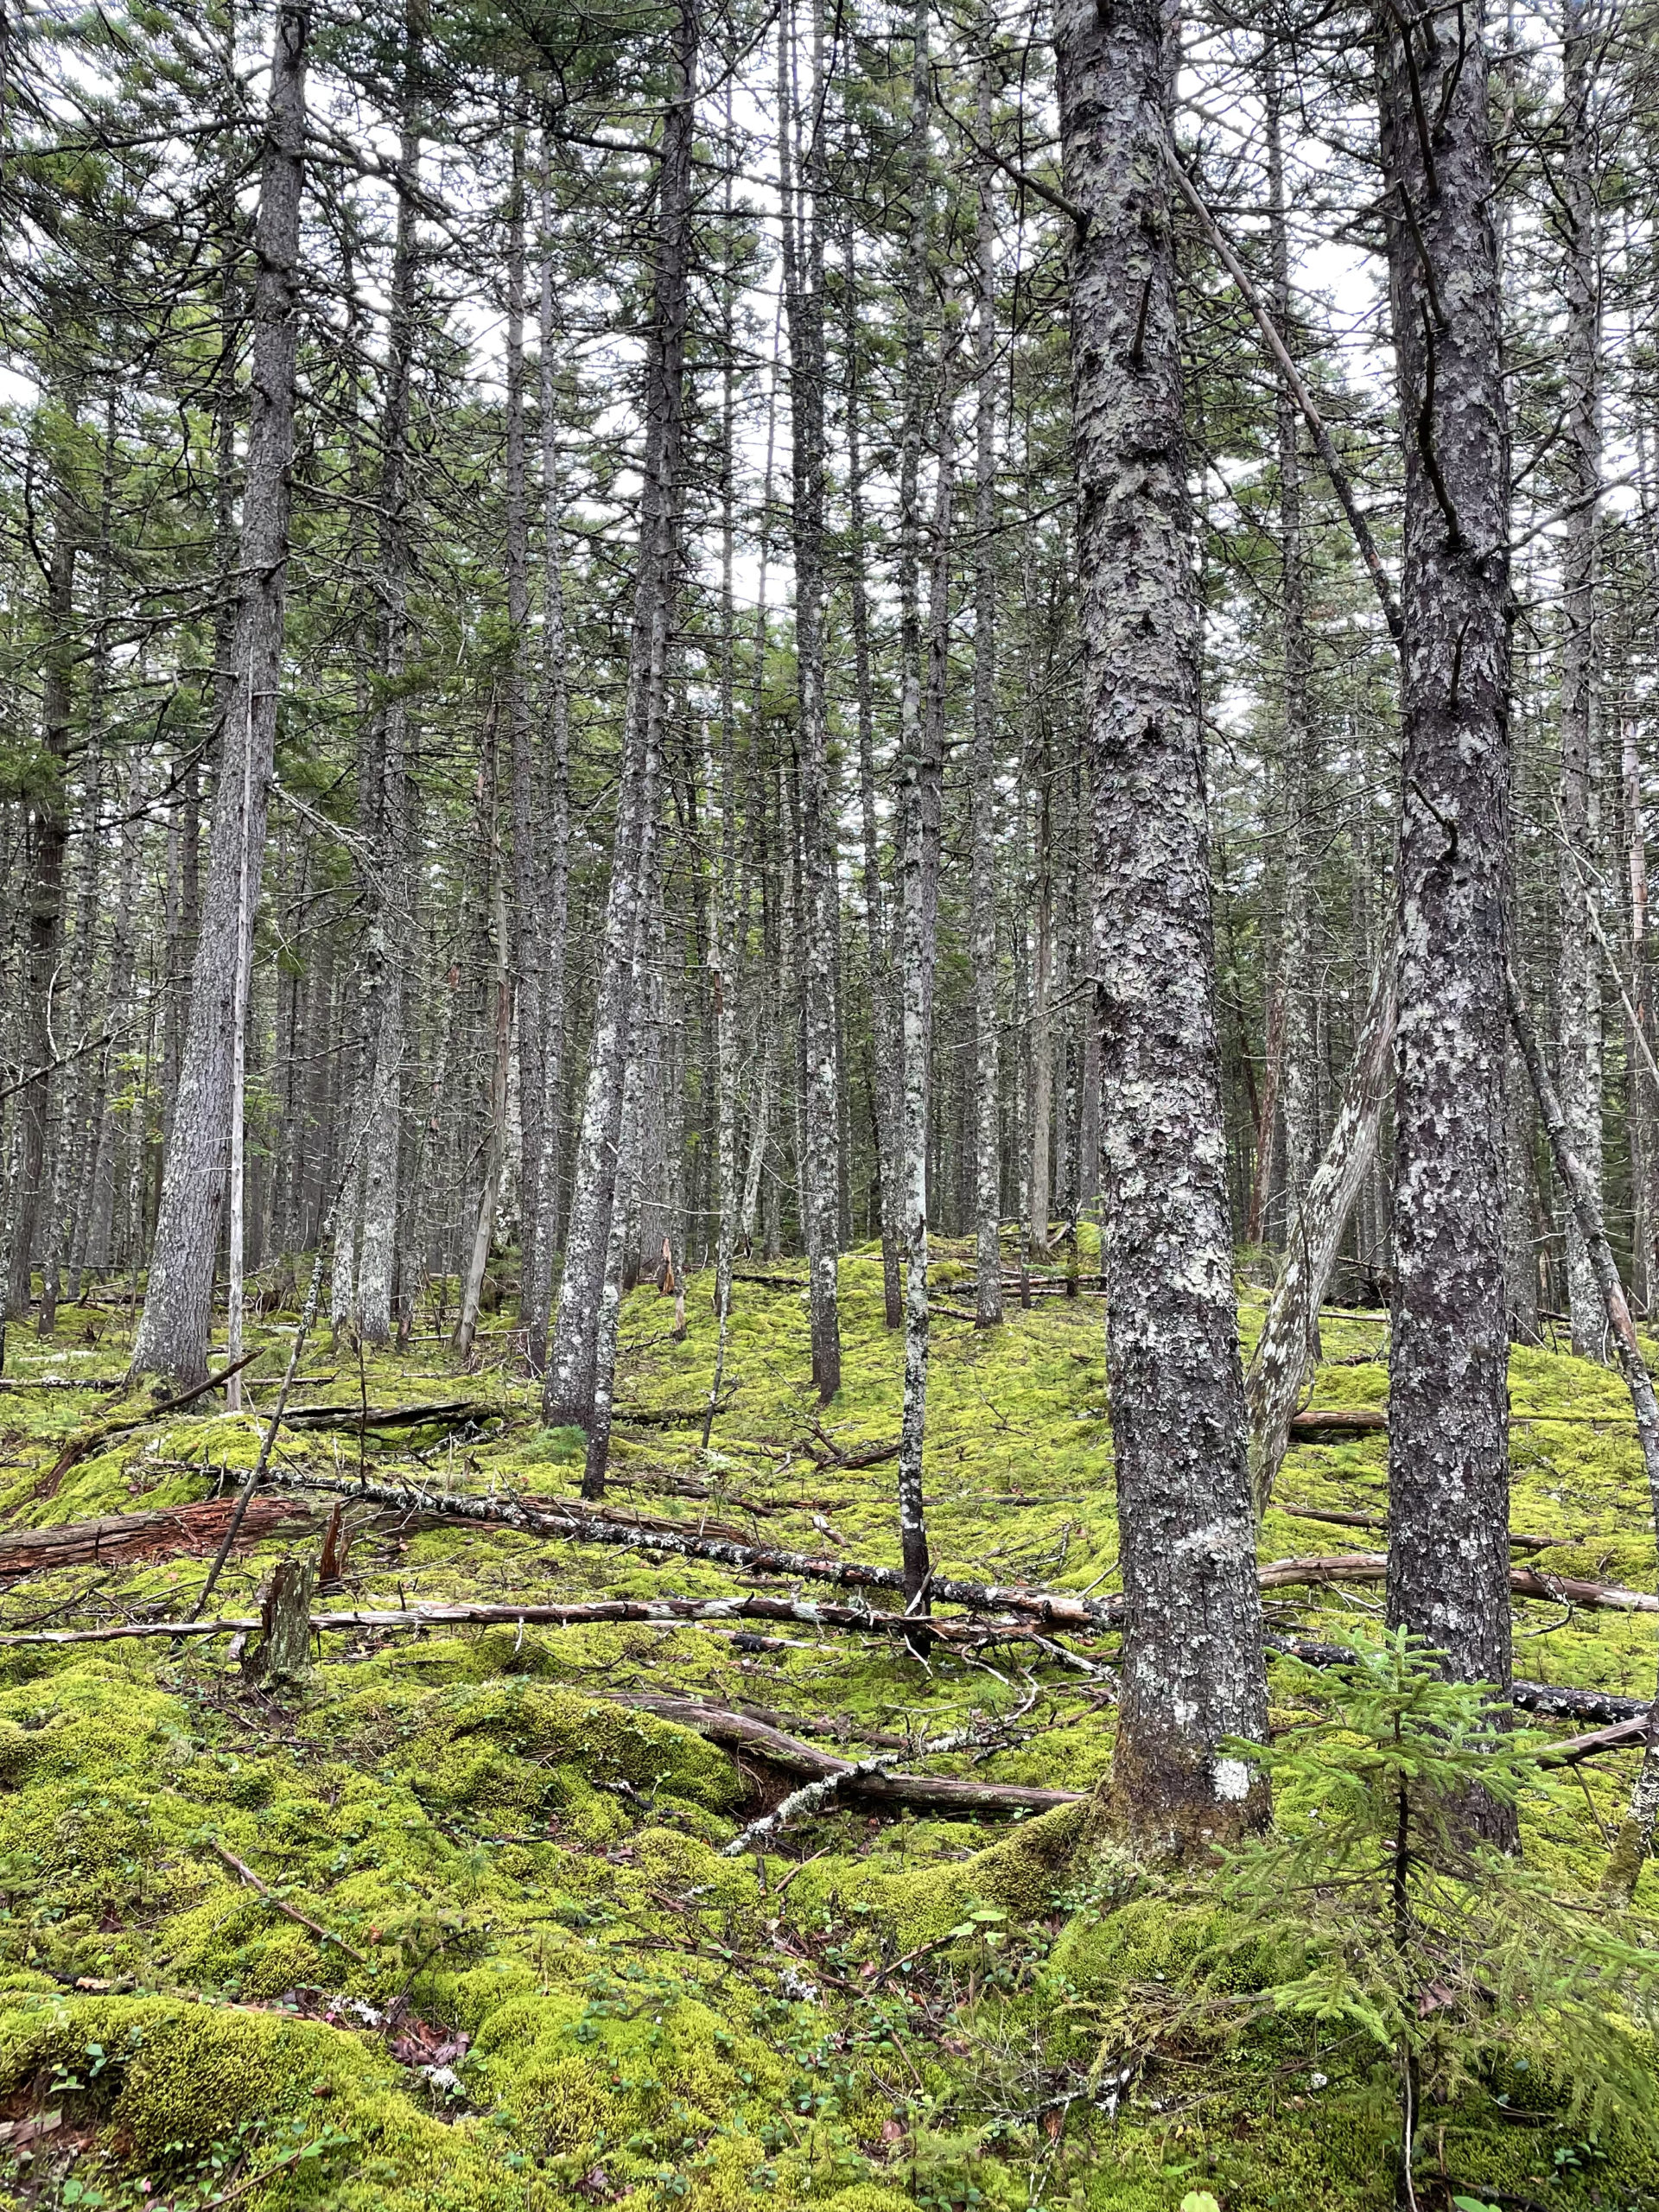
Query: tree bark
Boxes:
[
  {"xmin": 971, "ymin": 42, "xmax": 1003, "ymax": 1330},
  {"xmin": 1557, "ymin": 0, "xmax": 1604, "ymax": 1359},
  {"xmin": 545, "ymin": 0, "xmax": 697, "ymax": 1429},
  {"xmin": 1378, "ymin": 0, "xmax": 1516, "ymax": 1841},
  {"xmin": 524, "ymin": 143, "xmax": 573, "ymax": 1375},
  {"xmin": 779, "ymin": 0, "xmax": 842, "ymax": 1402},
  {"xmin": 7, "ymin": 467, "xmax": 78, "ymax": 1325},
  {"xmin": 130, "ymin": 0, "xmax": 311, "ymax": 1387},
  {"xmin": 1057, "ymin": 0, "xmax": 1269, "ymax": 1846}
]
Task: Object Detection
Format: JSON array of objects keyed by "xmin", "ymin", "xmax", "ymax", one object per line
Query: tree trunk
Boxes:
[
  {"xmin": 7, "ymin": 469, "xmax": 78, "ymax": 1325},
  {"xmin": 1266, "ymin": 62, "xmax": 1319, "ymax": 1230},
  {"xmin": 779, "ymin": 0, "xmax": 841, "ymax": 1402},
  {"xmin": 1057, "ymin": 0, "xmax": 1269, "ymax": 1846},
  {"xmin": 524, "ymin": 143, "xmax": 573, "ymax": 1375},
  {"xmin": 1557, "ymin": 0, "xmax": 1604, "ymax": 1360},
  {"xmin": 971, "ymin": 42, "xmax": 1003, "ymax": 1331},
  {"xmin": 455, "ymin": 877, "xmax": 512, "ymax": 1358},
  {"xmin": 843, "ymin": 226, "xmax": 902, "ymax": 1330},
  {"xmin": 130, "ymin": 0, "xmax": 310, "ymax": 1387},
  {"xmin": 1378, "ymin": 0, "xmax": 1516, "ymax": 1841},
  {"xmin": 545, "ymin": 0, "xmax": 696, "ymax": 1430}
]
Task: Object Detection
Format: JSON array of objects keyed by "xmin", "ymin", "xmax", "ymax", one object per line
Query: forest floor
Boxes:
[{"xmin": 2, "ymin": 1244, "xmax": 1658, "ymax": 2211}]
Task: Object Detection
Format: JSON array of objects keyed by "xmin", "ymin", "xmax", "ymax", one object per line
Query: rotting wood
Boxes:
[{"xmin": 0, "ymin": 1498, "xmax": 310, "ymax": 1578}]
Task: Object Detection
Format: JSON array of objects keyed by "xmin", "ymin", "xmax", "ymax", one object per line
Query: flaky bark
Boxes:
[
  {"xmin": 1379, "ymin": 0, "xmax": 1516, "ymax": 1840},
  {"xmin": 1058, "ymin": 0, "xmax": 1268, "ymax": 1845},
  {"xmin": 524, "ymin": 147, "xmax": 572, "ymax": 1375},
  {"xmin": 131, "ymin": 1, "xmax": 311, "ymax": 1386}
]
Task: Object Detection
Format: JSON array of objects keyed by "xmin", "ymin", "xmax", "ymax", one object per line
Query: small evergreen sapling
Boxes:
[{"xmin": 1097, "ymin": 1631, "xmax": 1659, "ymax": 2210}]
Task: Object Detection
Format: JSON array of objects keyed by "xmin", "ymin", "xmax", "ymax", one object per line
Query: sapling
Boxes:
[{"xmin": 1096, "ymin": 1631, "xmax": 1659, "ymax": 2210}]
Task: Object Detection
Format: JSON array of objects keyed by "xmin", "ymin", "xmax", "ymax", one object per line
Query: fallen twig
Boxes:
[{"xmin": 207, "ymin": 1836, "xmax": 369, "ymax": 1965}]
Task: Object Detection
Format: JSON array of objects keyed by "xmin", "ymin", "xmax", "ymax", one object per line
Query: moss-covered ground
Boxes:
[{"xmin": 2, "ymin": 1243, "xmax": 1658, "ymax": 2209}]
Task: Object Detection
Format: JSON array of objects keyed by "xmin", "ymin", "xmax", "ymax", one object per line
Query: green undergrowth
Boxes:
[{"xmin": 2, "ymin": 1247, "xmax": 1659, "ymax": 2207}]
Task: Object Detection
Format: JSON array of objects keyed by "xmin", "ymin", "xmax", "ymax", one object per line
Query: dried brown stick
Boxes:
[{"xmin": 207, "ymin": 1836, "xmax": 368, "ymax": 1966}]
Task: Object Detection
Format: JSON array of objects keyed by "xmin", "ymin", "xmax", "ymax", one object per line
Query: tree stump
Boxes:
[{"xmin": 244, "ymin": 1557, "xmax": 315, "ymax": 1690}]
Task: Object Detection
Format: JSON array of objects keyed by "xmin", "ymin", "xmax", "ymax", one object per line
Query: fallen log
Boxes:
[
  {"xmin": 1275, "ymin": 1503, "xmax": 1573, "ymax": 1553},
  {"xmin": 0, "ymin": 1498, "xmax": 310, "ymax": 1578},
  {"xmin": 275, "ymin": 1397, "xmax": 489, "ymax": 1433},
  {"xmin": 267, "ymin": 1470, "xmax": 1130, "ymax": 1628},
  {"xmin": 1259, "ymin": 1550, "xmax": 1659, "ymax": 1613},
  {"xmin": 1287, "ymin": 1408, "xmax": 1389, "ymax": 1441},
  {"xmin": 1263, "ymin": 1634, "xmax": 1650, "ymax": 1725},
  {"xmin": 0, "ymin": 1592, "xmax": 1070, "ymax": 1656},
  {"xmin": 265, "ymin": 1472, "xmax": 1659, "ymax": 1630},
  {"xmin": 594, "ymin": 1691, "xmax": 1081, "ymax": 1816}
]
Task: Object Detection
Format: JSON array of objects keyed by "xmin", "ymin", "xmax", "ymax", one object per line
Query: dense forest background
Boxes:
[{"xmin": 4, "ymin": 0, "xmax": 1638, "ymax": 1366}]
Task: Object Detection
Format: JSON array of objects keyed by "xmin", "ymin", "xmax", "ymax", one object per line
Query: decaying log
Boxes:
[
  {"xmin": 1258, "ymin": 1549, "xmax": 1659, "ymax": 1613},
  {"xmin": 0, "ymin": 1592, "xmax": 1071, "ymax": 1656},
  {"xmin": 1287, "ymin": 1408, "xmax": 1389, "ymax": 1440},
  {"xmin": 276, "ymin": 1397, "xmax": 487, "ymax": 1433},
  {"xmin": 1276, "ymin": 1502, "xmax": 1572, "ymax": 1553},
  {"xmin": 0, "ymin": 1497, "xmax": 309, "ymax": 1578}
]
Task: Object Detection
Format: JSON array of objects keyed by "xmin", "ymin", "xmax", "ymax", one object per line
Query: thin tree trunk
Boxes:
[
  {"xmin": 456, "ymin": 875, "xmax": 512, "ymax": 1357},
  {"xmin": 356, "ymin": 0, "xmax": 423, "ymax": 1348},
  {"xmin": 779, "ymin": 0, "xmax": 841, "ymax": 1402},
  {"xmin": 1057, "ymin": 0, "xmax": 1269, "ymax": 1844},
  {"xmin": 1558, "ymin": 0, "xmax": 1604, "ymax": 1358},
  {"xmin": 843, "ymin": 226, "xmax": 902, "ymax": 1330},
  {"xmin": 7, "ymin": 467, "xmax": 78, "ymax": 1325},
  {"xmin": 131, "ymin": 0, "xmax": 311, "ymax": 1387},
  {"xmin": 971, "ymin": 41, "xmax": 1002, "ymax": 1330},
  {"xmin": 1378, "ymin": 0, "xmax": 1516, "ymax": 1841},
  {"xmin": 545, "ymin": 0, "xmax": 697, "ymax": 1429},
  {"xmin": 503, "ymin": 110, "xmax": 545, "ymax": 1342},
  {"xmin": 525, "ymin": 143, "xmax": 572, "ymax": 1375}
]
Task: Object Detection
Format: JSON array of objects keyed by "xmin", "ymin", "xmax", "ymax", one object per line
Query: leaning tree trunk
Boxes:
[
  {"xmin": 1247, "ymin": 945, "xmax": 1398, "ymax": 1515},
  {"xmin": 1057, "ymin": 0, "xmax": 1269, "ymax": 1847},
  {"xmin": 970, "ymin": 41, "xmax": 1002, "ymax": 1331},
  {"xmin": 779, "ymin": 0, "xmax": 842, "ymax": 1402},
  {"xmin": 544, "ymin": 0, "xmax": 696, "ymax": 1431},
  {"xmin": 130, "ymin": 0, "xmax": 310, "ymax": 1388},
  {"xmin": 1557, "ymin": 0, "xmax": 1604, "ymax": 1360},
  {"xmin": 1378, "ymin": 0, "xmax": 1516, "ymax": 1841}
]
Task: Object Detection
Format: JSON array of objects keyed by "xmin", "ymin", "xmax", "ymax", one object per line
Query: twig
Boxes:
[{"xmin": 207, "ymin": 1836, "xmax": 369, "ymax": 1965}]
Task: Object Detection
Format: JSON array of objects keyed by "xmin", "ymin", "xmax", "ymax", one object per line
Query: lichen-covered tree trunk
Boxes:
[
  {"xmin": 130, "ymin": 0, "xmax": 310, "ymax": 1387},
  {"xmin": 1558, "ymin": 0, "xmax": 1604, "ymax": 1359},
  {"xmin": 843, "ymin": 226, "xmax": 902, "ymax": 1330},
  {"xmin": 355, "ymin": 0, "xmax": 422, "ymax": 1347},
  {"xmin": 971, "ymin": 48, "xmax": 1002, "ymax": 1331},
  {"xmin": 779, "ymin": 0, "xmax": 841, "ymax": 1402},
  {"xmin": 1378, "ymin": 0, "xmax": 1516, "ymax": 1840},
  {"xmin": 524, "ymin": 149, "xmax": 572, "ymax": 1376},
  {"xmin": 1057, "ymin": 0, "xmax": 1269, "ymax": 1846},
  {"xmin": 544, "ymin": 0, "xmax": 696, "ymax": 1429}
]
